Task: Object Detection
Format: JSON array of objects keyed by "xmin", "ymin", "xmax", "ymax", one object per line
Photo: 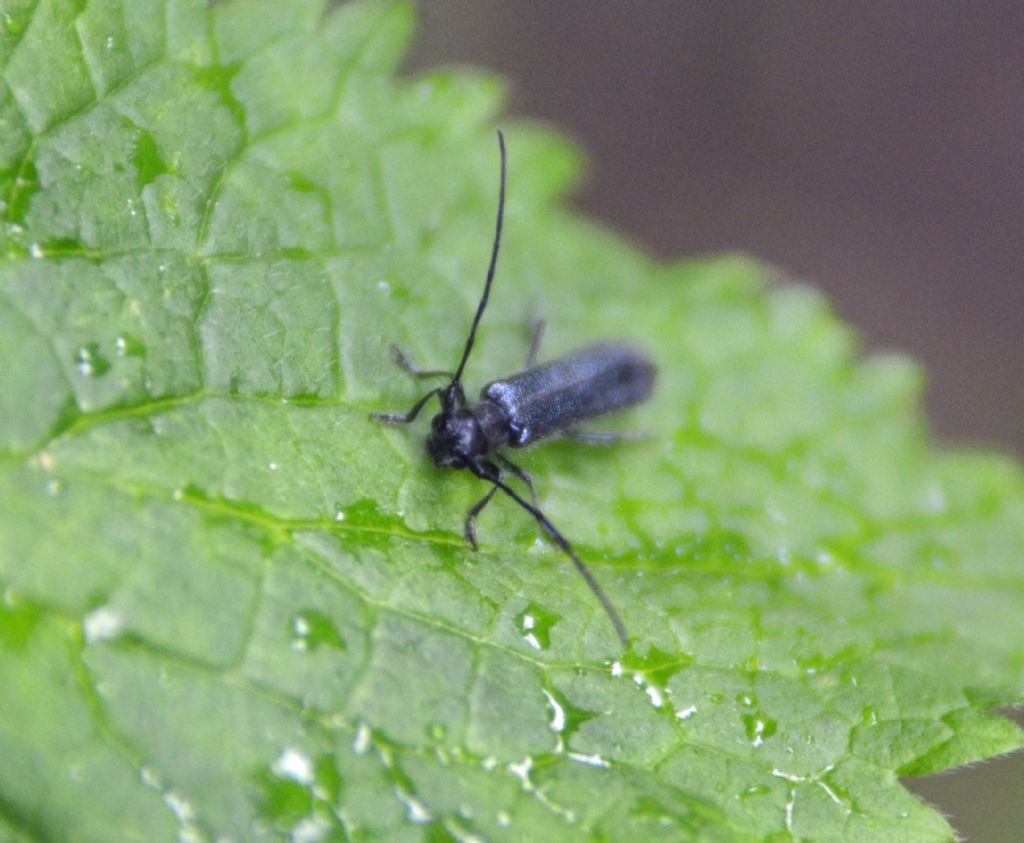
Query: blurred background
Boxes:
[{"xmin": 408, "ymin": 3, "xmax": 1023, "ymax": 840}]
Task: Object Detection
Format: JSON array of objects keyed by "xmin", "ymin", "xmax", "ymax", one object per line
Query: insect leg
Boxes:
[
  {"xmin": 388, "ymin": 345, "xmax": 454, "ymax": 380},
  {"xmin": 525, "ymin": 318, "xmax": 546, "ymax": 368},
  {"xmin": 464, "ymin": 458, "xmax": 503, "ymax": 550},
  {"xmin": 467, "ymin": 461, "xmax": 629, "ymax": 648},
  {"xmin": 464, "ymin": 485, "xmax": 499, "ymax": 550},
  {"xmin": 371, "ymin": 387, "xmax": 442, "ymax": 425},
  {"xmin": 496, "ymin": 453, "xmax": 540, "ymax": 510}
]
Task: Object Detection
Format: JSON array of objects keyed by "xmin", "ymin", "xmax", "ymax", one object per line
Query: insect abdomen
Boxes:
[{"xmin": 481, "ymin": 342, "xmax": 655, "ymax": 447}]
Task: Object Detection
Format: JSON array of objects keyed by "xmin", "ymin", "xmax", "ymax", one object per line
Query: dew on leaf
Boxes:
[
  {"xmin": 114, "ymin": 334, "xmax": 146, "ymax": 358},
  {"xmin": 83, "ymin": 606, "xmax": 122, "ymax": 643},
  {"xmin": 675, "ymin": 705, "xmax": 697, "ymax": 720},
  {"xmin": 254, "ymin": 769, "xmax": 315, "ymax": 828},
  {"xmin": 139, "ymin": 766, "xmax": 161, "ymax": 789},
  {"xmin": 163, "ymin": 790, "xmax": 195, "ymax": 823},
  {"xmin": 292, "ymin": 815, "xmax": 331, "ymax": 843},
  {"xmin": 743, "ymin": 712, "xmax": 778, "ymax": 747},
  {"xmin": 620, "ymin": 645, "xmax": 683, "ymax": 710},
  {"xmin": 352, "ymin": 722, "xmax": 372, "ymax": 755},
  {"xmin": 516, "ymin": 601, "xmax": 560, "ymax": 650},
  {"xmin": 541, "ymin": 688, "xmax": 566, "ymax": 733},
  {"xmin": 272, "ymin": 747, "xmax": 314, "ymax": 786},
  {"xmin": 645, "ymin": 685, "xmax": 665, "ymax": 708},
  {"xmin": 568, "ymin": 751, "xmax": 611, "ymax": 768},
  {"xmin": 289, "ymin": 610, "xmax": 345, "ymax": 653},
  {"xmin": 395, "ymin": 788, "xmax": 431, "ymax": 824},
  {"xmin": 507, "ymin": 756, "xmax": 533, "ymax": 784},
  {"xmin": 75, "ymin": 343, "xmax": 111, "ymax": 377}
]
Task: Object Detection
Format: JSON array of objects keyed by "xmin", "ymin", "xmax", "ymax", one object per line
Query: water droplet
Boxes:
[
  {"xmin": 516, "ymin": 602, "xmax": 560, "ymax": 650},
  {"xmin": 292, "ymin": 815, "xmax": 331, "ymax": 843},
  {"xmin": 675, "ymin": 705, "xmax": 697, "ymax": 720},
  {"xmin": 114, "ymin": 334, "xmax": 146, "ymax": 358},
  {"xmin": 139, "ymin": 766, "xmax": 161, "ymax": 789},
  {"xmin": 84, "ymin": 606, "xmax": 122, "ymax": 643},
  {"xmin": 567, "ymin": 752, "xmax": 611, "ymax": 769},
  {"xmin": 289, "ymin": 610, "xmax": 345, "ymax": 653},
  {"xmin": 742, "ymin": 712, "xmax": 777, "ymax": 747},
  {"xmin": 496, "ymin": 810, "xmax": 511, "ymax": 827},
  {"xmin": 377, "ymin": 279, "xmax": 391, "ymax": 294},
  {"xmin": 163, "ymin": 790, "xmax": 195, "ymax": 823},
  {"xmin": 352, "ymin": 722, "xmax": 372, "ymax": 755},
  {"xmin": 272, "ymin": 747, "xmax": 314, "ymax": 785},
  {"xmin": 75, "ymin": 343, "xmax": 111, "ymax": 377},
  {"xmin": 395, "ymin": 789, "xmax": 431, "ymax": 824},
  {"xmin": 105, "ymin": 35, "xmax": 114, "ymax": 50},
  {"xmin": 741, "ymin": 784, "xmax": 771, "ymax": 798},
  {"xmin": 29, "ymin": 242, "xmax": 43, "ymax": 258},
  {"xmin": 542, "ymin": 689, "xmax": 566, "ymax": 733}
]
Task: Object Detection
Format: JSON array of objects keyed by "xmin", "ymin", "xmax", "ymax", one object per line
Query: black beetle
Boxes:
[{"xmin": 373, "ymin": 130, "xmax": 655, "ymax": 646}]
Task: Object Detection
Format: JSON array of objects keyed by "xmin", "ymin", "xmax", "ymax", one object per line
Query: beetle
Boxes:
[{"xmin": 372, "ymin": 130, "xmax": 655, "ymax": 647}]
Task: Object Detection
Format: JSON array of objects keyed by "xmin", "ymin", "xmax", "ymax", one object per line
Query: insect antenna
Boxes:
[
  {"xmin": 448, "ymin": 129, "xmax": 508, "ymax": 397},
  {"xmin": 468, "ymin": 463, "xmax": 630, "ymax": 647}
]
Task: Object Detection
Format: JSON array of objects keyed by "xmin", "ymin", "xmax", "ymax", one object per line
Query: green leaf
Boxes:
[{"xmin": 1, "ymin": 1, "xmax": 1022, "ymax": 841}]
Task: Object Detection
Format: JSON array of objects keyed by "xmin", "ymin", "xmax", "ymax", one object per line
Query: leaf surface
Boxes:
[{"xmin": 1, "ymin": 2, "xmax": 1022, "ymax": 841}]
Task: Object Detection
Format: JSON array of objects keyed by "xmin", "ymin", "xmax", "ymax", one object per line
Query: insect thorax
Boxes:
[{"xmin": 426, "ymin": 401, "xmax": 509, "ymax": 468}]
